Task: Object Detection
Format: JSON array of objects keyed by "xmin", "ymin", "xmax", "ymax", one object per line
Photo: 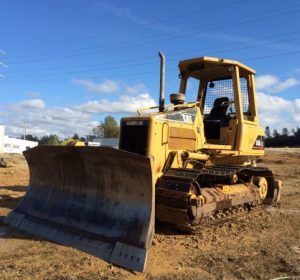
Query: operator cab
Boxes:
[{"xmin": 178, "ymin": 57, "xmax": 258, "ymax": 147}]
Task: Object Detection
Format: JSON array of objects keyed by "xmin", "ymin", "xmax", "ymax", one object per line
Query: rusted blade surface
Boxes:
[{"xmin": 4, "ymin": 146, "xmax": 154, "ymax": 272}]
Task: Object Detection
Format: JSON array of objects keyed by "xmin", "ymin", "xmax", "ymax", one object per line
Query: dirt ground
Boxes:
[{"xmin": 0, "ymin": 149, "xmax": 299, "ymax": 280}]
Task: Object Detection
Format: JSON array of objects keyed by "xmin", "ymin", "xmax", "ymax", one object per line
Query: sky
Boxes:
[{"xmin": 0, "ymin": 0, "xmax": 300, "ymax": 138}]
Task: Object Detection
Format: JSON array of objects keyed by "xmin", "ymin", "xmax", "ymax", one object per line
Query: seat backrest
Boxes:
[{"xmin": 207, "ymin": 97, "xmax": 229, "ymax": 120}]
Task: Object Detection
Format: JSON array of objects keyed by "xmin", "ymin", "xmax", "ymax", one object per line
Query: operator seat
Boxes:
[{"xmin": 204, "ymin": 97, "xmax": 229, "ymax": 139}]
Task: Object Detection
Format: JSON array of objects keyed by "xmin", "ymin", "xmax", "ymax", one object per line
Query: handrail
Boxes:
[{"xmin": 137, "ymin": 101, "xmax": 200, "ymax": 115}]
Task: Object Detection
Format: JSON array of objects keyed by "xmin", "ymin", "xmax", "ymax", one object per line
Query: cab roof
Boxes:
[{"xmin": 178, "ymin": 56, "xmax": 255, "ymax": 80}]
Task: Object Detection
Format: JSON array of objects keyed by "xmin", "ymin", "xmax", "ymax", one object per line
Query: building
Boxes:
[
  {"xmin": 93, "ymin": 138, "xmax": 119, "ymax": 148},
  {"xmin": 0, "ymin": 124, "xmax": 4, "ymax": 153},
  {"xmin": 87, "ymin": 141, "xmax": 100, "ymax": 147},
  {"xmin": 0, "ymin": 125, "xmax": 38, "ymax": 154},
  {"xmin": 3, "ymin": 136, "xmax": 38, "ymax": 154}
]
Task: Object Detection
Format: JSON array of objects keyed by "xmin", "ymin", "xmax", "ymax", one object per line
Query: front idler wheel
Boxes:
[{"xmin": 252, "ymin": 176, "xmax": 268, "ymax": 200}]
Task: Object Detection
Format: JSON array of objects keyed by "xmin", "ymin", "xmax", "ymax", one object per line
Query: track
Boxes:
[
  {"xmin": 195, "ymin": 204, "xmax": 262, "ymax": 230},
  {"xmin": 156, "ymin": 164, "xmax": 277, "ymax": 232}
]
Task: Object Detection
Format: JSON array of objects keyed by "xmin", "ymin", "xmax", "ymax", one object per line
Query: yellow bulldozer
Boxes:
[{"xmin": 4, "ymin": 53, "xmax": 282, "ymax": 272}]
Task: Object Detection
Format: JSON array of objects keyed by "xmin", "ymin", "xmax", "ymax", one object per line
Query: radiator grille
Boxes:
[{"xmin": 119, "ymin": 120, "xmax": 149, "ymax": 156}]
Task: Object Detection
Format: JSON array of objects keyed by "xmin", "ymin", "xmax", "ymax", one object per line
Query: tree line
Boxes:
[
  {"xmin": 22, "ymin": 116, "xmax": 120, "ymax": 145},
  {"xmin": 265, "ymin": 126, "xmax": 300, "ymax": 147}
]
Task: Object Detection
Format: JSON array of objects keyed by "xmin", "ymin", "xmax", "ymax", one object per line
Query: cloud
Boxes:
[
  {"xmin": 20, "ymin": 99, "xmax": 45, "ymax": 109},
  {"xmin": 72, "ymin": 79, "xmax": 119, "ymax": 93},
  {"xmin": 257, "ymin": 92, "xmax": 300, "ymax": 130},
  {"xmin": 78, "ymin": 93, "xmax": 156, "ymax": 114},
  {"xmin": 255, "ymin": 74, "xmax": 300, "ymax": 129},
  {"xmin": 4, "ymin": 92, "xmax": 299, "ymax": 138},
  {"xmin": 256, "ymin": 75, "xmax": 278, "ymax": 90},
  {"xmin": 5, "ymin": 74, "xmax": 299, "ymax": 139},
  {"xmin": 256, "ymin": 74, "xmax": 299, "ymax": 93},
  {"xmin": 257, "ymin": 92, "xmax": 291, "ymax": 113},
  {"xmin": 72, "ymin": 79, "xmax": 150, "ymax": 96},
  {"xmin": 5, "ymin": 103, "xmax": 98, "ymax": 138},
  {"xmin": 291, "ymin": 99, "xmax": 300, "ymax": 123},
  {"xmin": 272, "ymin": 78, "xmax": 299, "ymax": 93},
  {"xmin": 3, "ymin": 81, "xmax": 155, "ymax": 138},
  {"xmin": 125, "ymin": 83, "xmax": 147, "ymax": 95}
]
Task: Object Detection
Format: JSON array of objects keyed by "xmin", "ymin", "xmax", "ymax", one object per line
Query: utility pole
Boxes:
[{"xmin": 23, "ymin": 122, "xmax": 27, "ymax": 140}]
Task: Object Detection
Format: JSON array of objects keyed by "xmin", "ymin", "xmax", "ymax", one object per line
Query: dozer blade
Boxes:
[{"xmin": 4, "ymin": 146, "xmax": 154, "ymax": 272}]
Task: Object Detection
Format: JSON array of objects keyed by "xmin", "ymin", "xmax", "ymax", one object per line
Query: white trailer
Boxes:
[
  {"xmin": 0, "ymin": 124, "xmax": 5, "ymax": 153},
  {"xmin": 3, "ymin": 136, "xmax": 38, "ymax": 154}
]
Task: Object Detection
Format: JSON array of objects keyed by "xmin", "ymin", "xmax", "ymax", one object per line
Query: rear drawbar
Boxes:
[{"xmin": 4, "ymin": 146, "xmax": 155, "ymax": 272}]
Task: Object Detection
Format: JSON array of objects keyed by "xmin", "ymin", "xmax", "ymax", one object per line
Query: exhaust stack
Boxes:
[{"xmin": 159, "ymin": 51, "xmax": 165, "ymax": 112}]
